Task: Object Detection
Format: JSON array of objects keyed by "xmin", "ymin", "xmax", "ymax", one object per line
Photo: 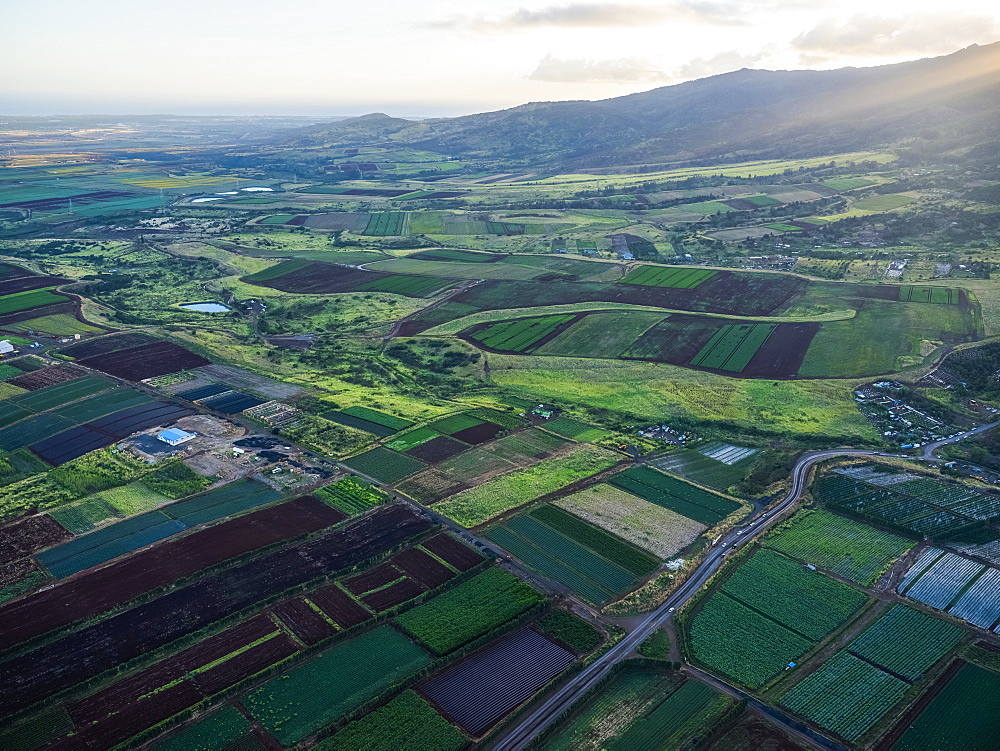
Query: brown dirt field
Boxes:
[
  {"xmin": 406, "ymin": 435, "xmax": 470, "ymax": 463},
  {"xmin": 451, "ymin": 422, "xmax": 505, "ymax": 445}
]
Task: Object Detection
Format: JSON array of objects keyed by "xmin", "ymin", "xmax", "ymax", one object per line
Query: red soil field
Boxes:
[
  {"xmin": 0, "ymin": 515, "xmax": 70, "ymax": 565},
  {"xmin": 76, "ymin": 341, "xmax": 210, "ymax": 381},
  {"xmin": 450, "ymin": 422, "xmax": 505, "ymax": 445},
  {"xmin": 193, "ymin": 633, "xmax": 299, "ymax": 695},
  {"xmin": 392, "ymin": 547, "xmax": 455, "ymax": 588},
  {"xmin": 307, "ymin": 584, "xmax": 372, "ymax": 628},
  {"xmin": 406, "ymin": 435, "xmax": 469, "ymax": 463},
  {"xmin": 272, "ymin": 598, "xmax": 337, "ymax": 645},
  {"xmin": 343, "ymin": 562, "xmax": 403, "ymax": 595},
  {"xmin": 362, "ymin": 577, "xmax": 427, "ymax": 611},
  {"xmin": 6, "ymin": 366, "xmax": 83, "ymax": 391},
  {"xmin": 0, "ymin": 496, "xmax": 343, "ymax": 649},
  {"xmin": 421, "ymin": 534, "xmax": 484, "ymax": 571}
]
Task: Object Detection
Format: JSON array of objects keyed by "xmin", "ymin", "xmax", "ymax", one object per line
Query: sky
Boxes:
[{"xmin": 2, "ymin": 0, "xmax": 999, "ymax": 117}]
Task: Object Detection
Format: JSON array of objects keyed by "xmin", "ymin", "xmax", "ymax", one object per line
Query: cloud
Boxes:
[
  {"xmin": 528, "ymin": 47, "xmax": 775, "ymax": 84},
  {"xmin": 792, "ymin": 13, "xmax": 1000, "ymax": 63},
  {"xmin": 428, "ymin": 1, "xmax": 745, "ymax": 31},
  {"xmin": 528, "ymin": 55, "xmax": 672, "ymax": 83}
]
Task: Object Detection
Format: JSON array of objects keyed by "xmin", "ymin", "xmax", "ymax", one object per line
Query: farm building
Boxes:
[
  {"xmin": 157, "ymin": 428, "xmax": 197, "ymax": 446},
  {"xmin": 0, "ymin": 341, "xmax": 14, "ymax": 354}
]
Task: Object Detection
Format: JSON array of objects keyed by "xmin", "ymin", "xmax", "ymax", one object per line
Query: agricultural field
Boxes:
[
  {"xmin": 554, "ymin": 483, "xmax": 707, "ymax": 558},
  {"xmin": 419, "ymin": 627, "xmax": 575, "ymax": 736},
  {"xmin": 243, "ymin": 625, "xmax": 431, "ymax": 745},
  {"xmin": 341, "ymin": 446, "xmax": 428, "ymax": 484},
  {"xmin": 812, "ymin": 465, "xmax": 1000, "ymax": 541},
  {"xmin": 314, "ymin": 475, "xmax": 388, "ymax": 515},
  {"xmin": 685, "ymin": 549, "xmax": 867, "ymax": 689},
  {"xmin": 848, "ymin": 605, "xmax": 964, "ymax": 681},
  {"xmin": 897, "ymin": 549, "xmax": 1000, "ymax": 630},
  {"xmin": 779, "ymin": 652, "xmax": 910, "ymax": 741},
  {"xmin": 315, "ymin": 691, "xmax": 466, "ymax": 751},
  {"xmin": 888, "ymin": 662, "xmax": 1000, "ymax": 751},
  {"xmin": 485, "ymin": 504, "xmax": 657, "ymax": 604},
  {"xmin": 764, "ymin": 509, "xmax": 913, "ymax": 585},
  {"xmin": 620, "ymin": 266, "xmax": 717, "ymax": 288},
  {"xmin": 466, "ymin": 313, "xmax": 579, "ymax": 353},
  {"xmin": 396, "ymin": 567, "xmax": 543, "ymax": 654},
  {"xmin": 647, "ymin": 442, "xmax": 758, "ymax": 491},
  {"xmin": 435, "ymin": 443, "xmax": 619, "ymax": 526},
  {"xmin": 608, "ymin": 466, "xmax": 744, "ymax": 526}
]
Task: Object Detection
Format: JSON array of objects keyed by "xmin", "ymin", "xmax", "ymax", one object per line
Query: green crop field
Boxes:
[
  {"xmin": 687, "ymin": 591, "xmax": 813, "ymax": 689},
  {"xmin": 529, "ymin": 504, "xmax": 660, "ymax": 577},
  {"xmin": 720, "ymin": 549, "xmax": 868, "ymax": 641},
  {"xmin": 620, "ymin": 266, "xmax": 717, "ymax": 288},
  {"xmin": 890, "ymin": 663, "xmax": 1000, "ymax": 751},
  {"xmin": 244, "ymin": 626, "xmax": 431, "ymax": 745},
  {"xmin": 363, "ymin": 212, "xmax": 408, "ymax": 236},
  {"xmin": 848, "ymin": 605, "xmax": 963, "ymax": 681},
  {"xmin": 780, "ymin": 652, "xmax": 909, "ymax": 741},
  {"xmin": 689, "ymin": 323, "xmax": 776, "ymax": 372},
  {"xmin": 0, "ymin": 288, "xmax": 63, "ymax": 315},
  {"xmin": 98, "ymin": 482, "xmax": 170, "ymax": 515},
  {"xmin": 242, "ymin": 258, "xmax": 312, "ymax": 281},
  {"xmin": 315, "ymin": 476, "xmax": 388, "ymax": 515},
  {"xmin": 486, "ymin": 513, "xmax": 640, "ymax": 603},
  {"xmin": 427, "ymin": 412, "xmax": 486, "ymax": 435},
  {"xmin": 340, "ymin": 406, "xmax": 414, "ymax": 431},
  {"xmin": 648, "ymin": 445, "xmax": 756, "ymax": 491},
  {"xmin": 898, "ymin": 286, "xmax": 959, "ymax": 304},
  {"xmin": 10, "ymin": 376, "xmax": 109, "ymax": 411},
  {"xmin": 764, "ymin": 510, "xmax": 913, "ymax": 584},
  {"xmin": 468, "ymin": 314, "xmax": 577, "ymax": 352},
  {"xmin": 314, "ymin": 691, "xmax": 465, "ymax": 751},
  {"xmin": 609, "ymin": 680, "xmax": 730, "ymax": 750},
  {"xmin": 395, "ymin": 567, "xmax": 543, "ymax": 654},
  {"xmin": 385, "ymin": 426, "xmax": 440, "ymax": 451},
  {"xmin": 535, "ymin": 311, "xmax": 666, "ymax": 359},
  {"xmin": 436, "ymin": 444, "xmax": 619, "ymax": 526},
  {"xmin": 539, "ymin": 416, "xmax": 610, "ymax": 443},
  {"xmin": 609, "ymin": 466, "xmax": 742, "ymax": 526},
  {"xmin": 156, "ymin": 706, "xmax": 252, "ymax": 751},
  {"xmin": 341, "ymin": 447, "xmax": 427, "ymax": 484},
  {"xmin": 357, "ymin": 273, "xmax": 448, "ymax": 296}
]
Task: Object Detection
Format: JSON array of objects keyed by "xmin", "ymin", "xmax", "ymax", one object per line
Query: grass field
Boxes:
[
  {"xmin": 7, "ymin": 314, "xmax": 102, "ymax": 335},
  {"xmin": 0, "ymin": 288, "xmax": 62, "ymax": 315},
  {"xmin": 488, "ymin": 356, "xmax": 876, "ymax": 440},
  {"xmin": 436, "ymin": 444, "xmax": 619, "ymax": 526},
  {"xmin": 764, "ymin": 510, "xmax": 913, "ymax": 585}
]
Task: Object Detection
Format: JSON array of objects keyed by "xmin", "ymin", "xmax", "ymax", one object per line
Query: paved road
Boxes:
[
  {"xmin": 490, "ymin": 448, "xmax": 893, "ymax": 751},
  {"xmin": 921, "ymin": 419, "xmax": 1000, "ymax": 459}
]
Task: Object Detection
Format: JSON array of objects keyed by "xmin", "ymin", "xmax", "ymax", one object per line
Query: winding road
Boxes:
[{"xmin": 489, "ymin": 420, "xmax": 1000, "ymax": 750}]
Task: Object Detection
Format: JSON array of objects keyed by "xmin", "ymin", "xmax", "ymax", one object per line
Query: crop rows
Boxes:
[
  {"xmin": 316, "ymin": 691, "xmax": 466, "ymax": 751},
  {"xmin": 688, "ymin": 591, "xmax": 813, "ymax": 689},
  {"xmin": 848, "ymin": 605, "xmax": 963, "ymax": 680},
  {"xmin": 620, "ymin": 266, "xmax": 717, "ymax": 288},
  {"xmin": 488, "ymin": 514, "xmax": 637, "ymax": 603},
  {"xmin": 901, "ymin": 551, "xmax": 984, "ymax": 609},
  {"xmin": 689, "ymin": 323, "xmax": 776, "ymax": 372},
  {"xmin": 765, "ymin": 510, "xmax": 912, "ymax": 584},
  {"xmin": 609, "ymin": 466, "xmax": 741, "ymax": 526},
  {"xmin": 898, "ymin": 286, "xmax": 957, "ymax": 304},
  {"xmin": 470, "ymin": 314, "xmax": 577, "ymax": 352},
  {"xmin": 890, "ymin": 663, "xmax": 1000, "ymax": 750},
  {"xmin": 720, "ymin": 549, "xmax": 867, "ymax": 641},
  {"xmin": 948, "ymin": 567, "xmax": 1000, "ymax": 628},
  {"xmin": 396, "ymin": 567, "xmax": 544, "ymax": 654},
  {"xmin": 244, "ymin": 626, "xmax": 431, "ymax": 745},
  {"xmin": 609, "ymin": 680, "xmax": 725, "ymax": 751},
  {"xmin": 780, "ymin": 652, "xmax": 909, "ymax": 741},
  {"xmin": 419, "ymin": 627, "xmax": 574, "ymax": 735},
  {"xmin": 363, "ymin": 211, "xmax": 407, "ymax": 236},
  {"xmin": 315, "ymin": 476, "xmax": 388, "ymax": 515}
]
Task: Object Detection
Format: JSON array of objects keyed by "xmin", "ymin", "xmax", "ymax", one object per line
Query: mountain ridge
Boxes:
[{"xmin": 283, "ymin": 42, "xmax": 1000, "ymax": 167}]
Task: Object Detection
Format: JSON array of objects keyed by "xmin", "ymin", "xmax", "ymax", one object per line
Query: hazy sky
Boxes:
[{"xmin": 2, "ymin": 0, "xmax": 999, "ymax": 116}]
